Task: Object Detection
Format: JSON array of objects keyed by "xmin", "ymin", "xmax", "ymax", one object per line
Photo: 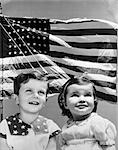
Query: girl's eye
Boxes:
[{"xmin": 71, "ymin": 93, "xmax": 79, "ymax": 97}]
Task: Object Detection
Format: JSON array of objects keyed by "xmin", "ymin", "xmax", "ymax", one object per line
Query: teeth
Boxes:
[{"xmin": 29, "ymin": 101, "xmax": 39, "ymax": 105}]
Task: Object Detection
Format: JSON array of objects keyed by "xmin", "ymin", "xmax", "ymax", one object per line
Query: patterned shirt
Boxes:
[{"xmin": 0, "ymin": 113, "xmax": 61, "ymax": 150}]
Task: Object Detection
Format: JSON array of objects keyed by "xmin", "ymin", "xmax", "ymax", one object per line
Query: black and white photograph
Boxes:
[{"xmin": 0, "ymin": 0, "xmax": 118, "ymax": 149}]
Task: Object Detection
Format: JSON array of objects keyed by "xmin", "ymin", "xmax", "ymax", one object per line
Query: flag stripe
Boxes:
[
  {"xmin": 96, "ymin": 91, "xmax": 117, "ymax": 102},
  {"xmin": 50, "ymin": 45, "xmax": 116, "ymax": 57},
  {"xmin": 50, "ymin": 41, "xmax": 117, "ymax": 49},
  {"xmin": 50, "ymin": 28, "xmax": 117, "ymax": 36},
  {"xmin": 49, "ymin": 50, "xmax": 117, "ymax": 63},
  {"xmin": 51, "ymin": 57, "xmax": 116, "ymax": 71},
  {"xmin": 52, "ymin": 61, "xmax": 116, "ymax": 77},
  {"xmin": 53, "ymin": 35, "xmax": 117, "ymax": 43}
]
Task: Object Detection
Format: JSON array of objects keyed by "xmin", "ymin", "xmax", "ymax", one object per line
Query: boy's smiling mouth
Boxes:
[{"xmin": 29, "ymin": 101, "xmax": 39, "ymax": 105}]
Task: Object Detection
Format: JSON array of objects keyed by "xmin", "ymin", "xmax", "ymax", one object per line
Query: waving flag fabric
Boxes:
[
  {"xmin": 49, "ymin": 18, "xmax": 117, "ymax": 103},
  {"xmin": 0, "ymin": 16, "xmax": 117, "ymax": 103}
]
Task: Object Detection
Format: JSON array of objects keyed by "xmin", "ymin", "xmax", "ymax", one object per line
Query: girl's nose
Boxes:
[{"xmin": 79, "ymin": 95, "xmax": 85, "ymax": 102}]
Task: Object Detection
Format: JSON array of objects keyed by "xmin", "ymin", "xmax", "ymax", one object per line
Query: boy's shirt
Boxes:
[{"xmin": 0, "ymin": 113, "xmax": 61, "ymax": 150}]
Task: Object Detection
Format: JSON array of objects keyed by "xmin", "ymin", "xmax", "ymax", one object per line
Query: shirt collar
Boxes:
[{"xmin": 6, "ymin": 113, "xmax": 49, "ymax": 135}]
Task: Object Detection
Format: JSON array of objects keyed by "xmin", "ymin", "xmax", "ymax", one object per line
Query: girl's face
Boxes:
[
  {"xmin": 16, "ymin": 79, "xmax": 47, "ymax": 115},
  {"xmin": 65, "ymin": 83, "xmax": 95, "ymax": 120}
]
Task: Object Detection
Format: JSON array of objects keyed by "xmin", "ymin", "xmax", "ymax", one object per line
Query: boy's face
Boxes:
[
  {"xmin": 65, "ymin": 83, "xmax": 95, "ymax": 120},
  {"xmin": 16, "ymin": 79, "xmax": 48, "ymax": 115}
]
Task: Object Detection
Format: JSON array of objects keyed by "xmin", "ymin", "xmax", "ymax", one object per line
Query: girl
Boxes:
[
  {"xmin": 58, "ymin": 75, "xmax": 117, "ymax": 150},
  {"xmin": 0, "ymin": 71, "xmax": 61, "ymax": 150}
]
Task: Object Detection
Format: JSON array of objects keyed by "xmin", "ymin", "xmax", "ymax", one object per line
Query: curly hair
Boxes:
[{"xmin": 58, "ymin": 75, "xmax": 98, "ymax": 119}]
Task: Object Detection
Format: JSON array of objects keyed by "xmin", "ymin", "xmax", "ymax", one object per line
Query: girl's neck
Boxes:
[
  {"xmin": 72, "ymin": 113, "xmax": 91, "ymax": 122},
  {"xmin": 19, "ymin": 112, "xmax": 39, "ymax": 125}
]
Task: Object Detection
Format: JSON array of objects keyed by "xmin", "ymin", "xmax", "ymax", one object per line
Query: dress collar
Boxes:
[{"xmin": 66, "ymin": 113, "xmax": 95, "ymax": 128}]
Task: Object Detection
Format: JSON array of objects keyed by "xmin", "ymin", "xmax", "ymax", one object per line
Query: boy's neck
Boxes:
[{"xmin": 19, "ymin": 112, "xmax": 40, "ymax": 125}]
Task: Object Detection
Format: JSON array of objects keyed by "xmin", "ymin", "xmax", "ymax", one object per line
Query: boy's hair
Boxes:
[
  {"xmin": 58, "ymin": 75, "xmax": 98, "ymax": 119},
  {"xmin": 14, "ymin": 71, "xmax": 49, "ymax": 96}
]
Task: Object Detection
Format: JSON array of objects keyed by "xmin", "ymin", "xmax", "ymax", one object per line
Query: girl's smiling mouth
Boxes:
[{"xmin": 75, "ymin": 104, "xmax": 88, "ymax": 109}]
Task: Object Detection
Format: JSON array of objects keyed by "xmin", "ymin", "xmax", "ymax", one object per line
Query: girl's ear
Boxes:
[
  {"xmin": 94, "ymin": 98, "xmax": 98, "ymax": 102},
  {"xmin": 11, "ymin": 94, "xmax": 19, "ymax": 105},
  {"xmin": 64, "ymin": 102, "xmax": 68, "ymax": 109}
]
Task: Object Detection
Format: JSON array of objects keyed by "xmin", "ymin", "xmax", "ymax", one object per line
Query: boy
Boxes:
[{"xmin": 0, "ymin": 71, "xmax": 61, "ymax": 150}]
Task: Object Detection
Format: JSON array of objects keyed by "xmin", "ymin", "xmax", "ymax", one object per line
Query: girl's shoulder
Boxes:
[
  {"xmin": 90, "ymin": 113, "xmax": 117, "ymax": 146},
  {"xmin": 90, "ymin": 113, "xmax": 115, "ymax": 126}
]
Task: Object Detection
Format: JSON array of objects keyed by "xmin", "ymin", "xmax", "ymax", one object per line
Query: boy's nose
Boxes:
[{"xmin": 33, "ymin": 92, "xmax": 39, "ymax": 98}]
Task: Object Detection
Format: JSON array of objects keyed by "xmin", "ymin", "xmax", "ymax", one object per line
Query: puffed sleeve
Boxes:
[{"xmin": 90, "ymin": 115, "xmax": 117, "ymax": 146}]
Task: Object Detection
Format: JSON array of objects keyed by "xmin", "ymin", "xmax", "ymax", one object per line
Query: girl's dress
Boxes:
[
  {"xmin": 59, "ymin": 113, "xmax": 117, "ymax": 150},
  {"xmin": 0, "ymin": 113, "xmax": 60, "ymax": 150}
]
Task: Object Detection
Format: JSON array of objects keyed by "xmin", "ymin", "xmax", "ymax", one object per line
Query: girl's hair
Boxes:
[
  {"xmin": 14, "ymin": 71, "xmax": 49, "ymax": 97},
  {"xmin": 58, "ymin": 75, "xmax": 98, "ymax": 119}
]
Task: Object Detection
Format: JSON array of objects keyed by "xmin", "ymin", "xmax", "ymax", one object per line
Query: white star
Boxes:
[
  {"xmin": 14, "ymin": 125, "xmax": 17, "ymax": 128},
  {"xmin": 21, "ymin": 125, "xmax": 25, "ymax": 129},
  {"xmin": 13, "ymin": 117, "xmax": 16, "ymax": 121},
  {"xmin": 37, "ymin": 119, "xmax": 40, "ymax": 122},
  {"xmin": 37, "ymin": 126, "xmax": 40, "ymax": 129},
  {"xmin": 18, "ymin": 119, "xmax": 22, "ymax": 123},
  {"xmin": 22, "ymin": 29, "xmax": 25, "ymax": 32},
  {"xmin": 22, "ymin": 132, "xmax": 25, "ymax": 135},
  {"xmin": 43, "ymin": 122, "xmax": 46, "ymax": 126},
  {"xmin": 8, "ymin": 45, "xmax": 12, "ymax": 48},
  {"xmin": 27, "ymin": 27, "xmax": 31, "ymax": 31},
  {"xmin": 33, "ymin": 43, "xmax": 36, "ymax": 46},
  {"xmin": 8, "ymin": 52, "xmax": 12, "ymax": 55},
  {"xmin": 13, "ymin": 130, "xmax": 18, "ymax": 134},
  {"xmin": 32, "ymin": 28, "xmax": 36, "ymax": 32},
  {"xmin": 43, "ymin": 37, "xmax": 46, "ymax": 40},
  {"xmin": 44, "ymin": 129, "xmax": 48, "ymax": 132},
  {"xmin": 8, "ymin": 121, "xmax": 11, "ymax": 125},
  {"xmin": 27, "ymin": 35, "xmax": 30, "ymax": 38},
  {"xmin": 22, "ymin": 36, "xmax": 24, "ymax": 39}
]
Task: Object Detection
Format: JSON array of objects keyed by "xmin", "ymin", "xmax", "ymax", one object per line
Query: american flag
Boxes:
[{"xmin": 0, "ymin": 16, "xmax": 117, "ymax": 103}]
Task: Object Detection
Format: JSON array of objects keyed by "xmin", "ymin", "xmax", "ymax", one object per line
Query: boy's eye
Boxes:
[
  {"xmin": 26, "ymin": 89, "xmax": 32, "ymax": 93},
  {"xmin": 38, "ymin": 90, "xmax": 46, "ymax": 95},
  {"xmin": 85, "ymin": 92, "xmax": 92, "ymax": 97}
]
